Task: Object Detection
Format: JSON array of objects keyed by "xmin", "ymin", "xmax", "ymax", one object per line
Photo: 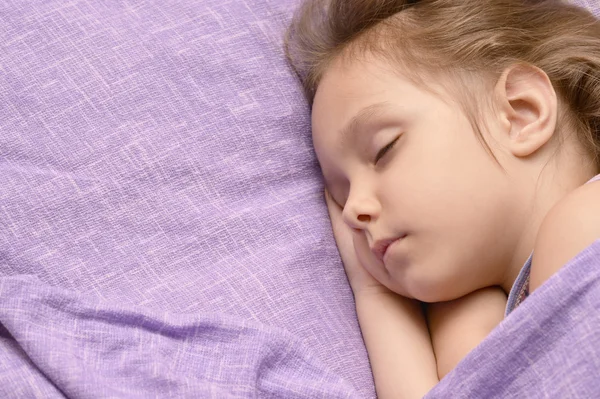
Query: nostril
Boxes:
[{"xmin": 357, "ymin": 214, "xmax": 370, "ymax": 223}]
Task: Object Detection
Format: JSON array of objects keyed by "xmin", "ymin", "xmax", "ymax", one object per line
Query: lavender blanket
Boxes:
[
  {"xmin": 2, "ymin": 241, "xmax": 600, "ymax": 397},
  {"xmin": 0, "ymin": 275, "xmax": 355, "ymax": 398},
  {"xmin": 1, "ymin": 0, "xmax": 599, "ymax": 398}
]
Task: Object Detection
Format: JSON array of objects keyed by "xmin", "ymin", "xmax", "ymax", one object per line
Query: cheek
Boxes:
[
  {"xmin": 375, "ymin": 116, "xmax": 512, "ymax": 299},
  {"xmin": 379, "ymin": 141, "xmax": 510, "ymax": 297},
  {"xmin": 406, "ymin": 181, "xmax": 512, "ymax": 300},
  {"xmin": 390, "ymin": 126, "xmax": 501, "ymax": 219}
]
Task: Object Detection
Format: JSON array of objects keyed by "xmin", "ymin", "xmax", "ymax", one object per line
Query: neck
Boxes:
[{"xmin": 500, "ymin": 161, "xmax": 596, "ymax": 294}]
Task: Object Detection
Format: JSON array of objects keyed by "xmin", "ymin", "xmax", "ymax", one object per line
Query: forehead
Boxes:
[
  {"xmin": 312, "ymin": 56, "xmax": 393, "ymax": 123},
  {"xmin": 310, "ymin": 54, "xmax": 486, "ymax": 145},
  {"xmin": 311, "ymin": 56, "xmax": 422, "ymax": 151}
]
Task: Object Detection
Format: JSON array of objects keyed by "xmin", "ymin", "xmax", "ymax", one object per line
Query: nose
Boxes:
[{"xmin": 342, "ymin": 187, "xmax": 381, "ymax": 231}]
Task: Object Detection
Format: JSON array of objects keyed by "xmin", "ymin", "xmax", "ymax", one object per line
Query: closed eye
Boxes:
[{"xmin": 375, "ymin": 136, "xmax": 400, "ymax": 165}]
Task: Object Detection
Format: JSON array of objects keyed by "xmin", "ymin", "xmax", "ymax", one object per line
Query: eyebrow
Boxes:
[{"xmin": 341, "ymin": 101, "xmax": 392, "ymax": 147}]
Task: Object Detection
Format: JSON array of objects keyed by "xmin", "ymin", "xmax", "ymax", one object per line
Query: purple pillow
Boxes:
[{"xmin": 0, "ymin": 0, "xmax": 373, "ymax": 397}]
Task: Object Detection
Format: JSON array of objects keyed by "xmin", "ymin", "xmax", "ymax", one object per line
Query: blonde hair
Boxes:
[{"xmin": 285, "ymin": 0, "xmax": 600, "ymax": 169}]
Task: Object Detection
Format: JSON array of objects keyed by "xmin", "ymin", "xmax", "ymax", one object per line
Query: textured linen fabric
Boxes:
[
  {"xmin": 0, "ymin": 275, "xmax": 358, "ymax": 398},
  {"xmin": 0, "ymin": 0, "xmax": 372, "ymax": 397},
  {"xmin": 1, "ymin": 0, "xmax": 599, "ymax": 398}
]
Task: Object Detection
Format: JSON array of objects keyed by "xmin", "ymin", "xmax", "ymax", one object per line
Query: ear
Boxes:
[{"xmin": 494, "ymin": 63, "xmax": 558, "ymax": 157}]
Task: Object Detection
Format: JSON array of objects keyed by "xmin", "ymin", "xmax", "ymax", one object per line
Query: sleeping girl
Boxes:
[{"xmin": 286, "ymin": 0, "xmax": 600, "ymax": 397}]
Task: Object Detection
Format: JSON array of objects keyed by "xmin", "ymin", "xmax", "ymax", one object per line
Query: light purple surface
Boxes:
[
  {"xmin": 3, "ymin": 240, "xmax": 600, "ymax": 398},
  {"xmin": 1, "ymin": 0, "xmax": 599, "ymax": 398},
  {"xmin": 0, "ymin": 0, "xmax": 371, "ymax": 397},
  {"xmin": 0, "ymin": 275, "xmax": 357, "ymax": 398}
]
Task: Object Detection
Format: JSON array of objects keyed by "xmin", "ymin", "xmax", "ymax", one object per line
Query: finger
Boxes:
[
  {"xmin": 324, "ymin": 188, "xmax": 336, "ymax": 208},
  {"xmin": 324, "ymin": 190, "xmax": 343, "ymax": 216}
]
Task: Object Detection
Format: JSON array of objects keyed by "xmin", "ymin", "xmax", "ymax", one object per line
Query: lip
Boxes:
[{"xmin": 371, "ymin": 236, "xmax": 405, "ymax": 263}]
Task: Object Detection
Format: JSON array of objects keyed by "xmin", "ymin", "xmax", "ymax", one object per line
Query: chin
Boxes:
[
  {"xmin": 398, "ymin": 277, "xmax": 461, "ymax": 304},
  {"xmin": 413, "ymin": 290, "xmax": 448, "ymax": 304}
]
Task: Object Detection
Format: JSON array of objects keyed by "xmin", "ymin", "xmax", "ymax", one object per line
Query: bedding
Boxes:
[
  {"xmin": 0, "ymin": 0, "xmax": 371, "ymax": 397},
  {"xmin": 1, "ymin": 0, "xmax": 598, "ymax": 398}
]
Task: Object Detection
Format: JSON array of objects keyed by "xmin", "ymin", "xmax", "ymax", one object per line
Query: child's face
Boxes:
[{"xmin": 312, "ymin": 56, "xmax": 522, "ymax": 302}]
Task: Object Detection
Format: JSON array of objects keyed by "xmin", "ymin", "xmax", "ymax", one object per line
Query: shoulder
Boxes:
[{"xmin": 530, "ymin": 179, "xmax": 600, "ymax": 292}]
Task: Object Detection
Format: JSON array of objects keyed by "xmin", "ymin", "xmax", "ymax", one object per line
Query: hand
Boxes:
[{"xmin": 324, "ymin": 190, "xmax": 390, "ymax": 296}]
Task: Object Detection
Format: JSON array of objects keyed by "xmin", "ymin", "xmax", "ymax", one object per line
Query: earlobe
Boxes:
[{"xmin": 495, "ymin": 63, "xmax": 558, "ymax": 158}]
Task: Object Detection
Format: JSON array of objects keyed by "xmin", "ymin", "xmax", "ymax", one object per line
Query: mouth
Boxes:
[{"xmin": 371, "ymin": 235, "xmax": 406, "ymax": 263}]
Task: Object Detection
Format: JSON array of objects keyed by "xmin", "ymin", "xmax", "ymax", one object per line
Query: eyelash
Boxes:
[{"xmin": 374, "ymin": 136, "xmax": 400, "ymax": 165}]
